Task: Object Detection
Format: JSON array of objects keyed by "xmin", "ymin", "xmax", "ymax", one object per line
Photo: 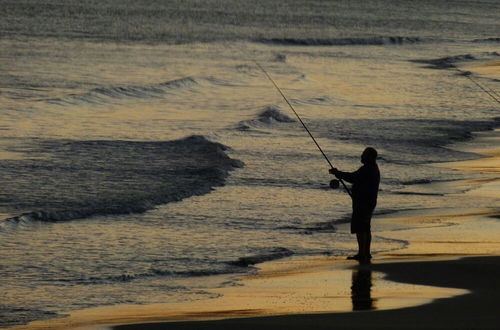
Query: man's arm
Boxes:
[{"xmin": 329, "ymin": 168, "xmax": 359, "ymax": 184}]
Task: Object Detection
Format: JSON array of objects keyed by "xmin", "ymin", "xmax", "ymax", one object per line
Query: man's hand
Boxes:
[{"xmin": 329, "ymin": 168, "xmax": 340, "ymax": 176}]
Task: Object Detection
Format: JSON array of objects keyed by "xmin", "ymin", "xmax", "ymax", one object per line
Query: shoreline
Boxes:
[
  {"xmin": 10, "ymin": 255, "xmax": 476, "ymax": 330},
  {"xmin": 12, "ymin": 253, "xmax": 500, "ymax": 330},
  {"xmin": 112, "ymin": 256, "xmax": 500, "ymax": 330}
]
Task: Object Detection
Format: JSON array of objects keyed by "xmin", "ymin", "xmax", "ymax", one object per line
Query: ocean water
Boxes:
[{"xmin": 0, "ymin": 0, "xmax": 499, "ymax": 326}]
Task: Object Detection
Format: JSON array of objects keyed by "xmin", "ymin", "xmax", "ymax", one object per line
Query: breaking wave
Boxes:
[
  {"xmin": 0, "ymin": 135, "xmax": 243, "ymax": 226},
  {"xmin": 258, "ymin": 106, "xmax": 296, "ymax": 123},
  {"xmin": 236, "ymin": 106, "xmax": 296, "ymax": 131}
]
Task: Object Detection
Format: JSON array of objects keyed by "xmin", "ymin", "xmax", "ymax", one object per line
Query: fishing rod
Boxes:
[{"xmin": 253, "ymin": 60, "xmax": 352, "ymax": 197}]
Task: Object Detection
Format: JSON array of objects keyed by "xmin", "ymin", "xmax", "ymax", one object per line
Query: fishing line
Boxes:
[
  {"xmin": 253, "ymin": 60, "xmax": 352, "ymax": 197},
  {"xmin": 248, "ymin": 49, "xmax": 497, "ymax": 199},
  {"xmin": 452, "ymin": 66, "xmax": 500, "ymax": 105}
]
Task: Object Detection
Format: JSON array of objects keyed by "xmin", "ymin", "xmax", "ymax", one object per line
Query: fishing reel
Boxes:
[{"xmin": 329, "ymin": 179, "xmax": 340, "ymax": 189}]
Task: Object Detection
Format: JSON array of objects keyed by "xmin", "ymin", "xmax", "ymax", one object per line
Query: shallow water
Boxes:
[{"xmin": 0, "ymin": 0, "xmax": 499, "ymax": 326}]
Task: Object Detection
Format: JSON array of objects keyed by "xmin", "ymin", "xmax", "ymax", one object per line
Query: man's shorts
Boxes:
[{"xmin": 351, "ymin": 207, "xmax": 373, "ymax": 234}]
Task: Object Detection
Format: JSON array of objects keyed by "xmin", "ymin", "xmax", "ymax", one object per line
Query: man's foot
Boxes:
[{"xmin": 346, "ymin": 254, "xmax": 372, "ymax": 260}]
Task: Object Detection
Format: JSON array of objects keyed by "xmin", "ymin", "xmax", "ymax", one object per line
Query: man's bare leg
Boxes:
[
  {"xmin": 356, "ymin": 232, "xmax": 372, "ymax": 259},
  {"xmin": 364, "ymin": 231, "xmax": 372, "ymax": 258},
  {"xmin": 356, "ymin": 233, "xmax": 363, "ymax": 257},
  {"xmin": 349, "ymin": 233, "xmax": 371, "ymax": 260}
]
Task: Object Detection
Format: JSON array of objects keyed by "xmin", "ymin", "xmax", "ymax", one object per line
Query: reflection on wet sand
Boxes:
[{"xmin": 351, "ymin": 266, "xmax": 376, "ymax": 311}]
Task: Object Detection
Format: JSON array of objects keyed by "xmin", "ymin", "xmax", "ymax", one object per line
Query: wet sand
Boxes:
[
  {"xmin": 113, "ymin": 256, "xmax": 500, "ymax": 330},
  {"xmin": 12, "ymin": 254, "xmax": 471, "ymax": 330}
]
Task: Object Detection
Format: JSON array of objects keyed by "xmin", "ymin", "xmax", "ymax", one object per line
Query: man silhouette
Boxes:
[{"xmin": 330, "ymin": 147, "xmax": 380, "ymax": 262}]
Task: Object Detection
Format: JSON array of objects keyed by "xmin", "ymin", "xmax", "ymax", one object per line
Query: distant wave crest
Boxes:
[
  {"xmin": 411, "ymin": 52, "xmax": 500, "ymax": 69},
  {"xmin": 472, "ymin": 37, "xmax": 500, "ymax": 43},
  {"xmin": 45, "ymin": 77, "xmax": 198, "ymax": 105},
  {"xmin": 256, "ymin": 36, "xmax": 423, "ymax": 46}
]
